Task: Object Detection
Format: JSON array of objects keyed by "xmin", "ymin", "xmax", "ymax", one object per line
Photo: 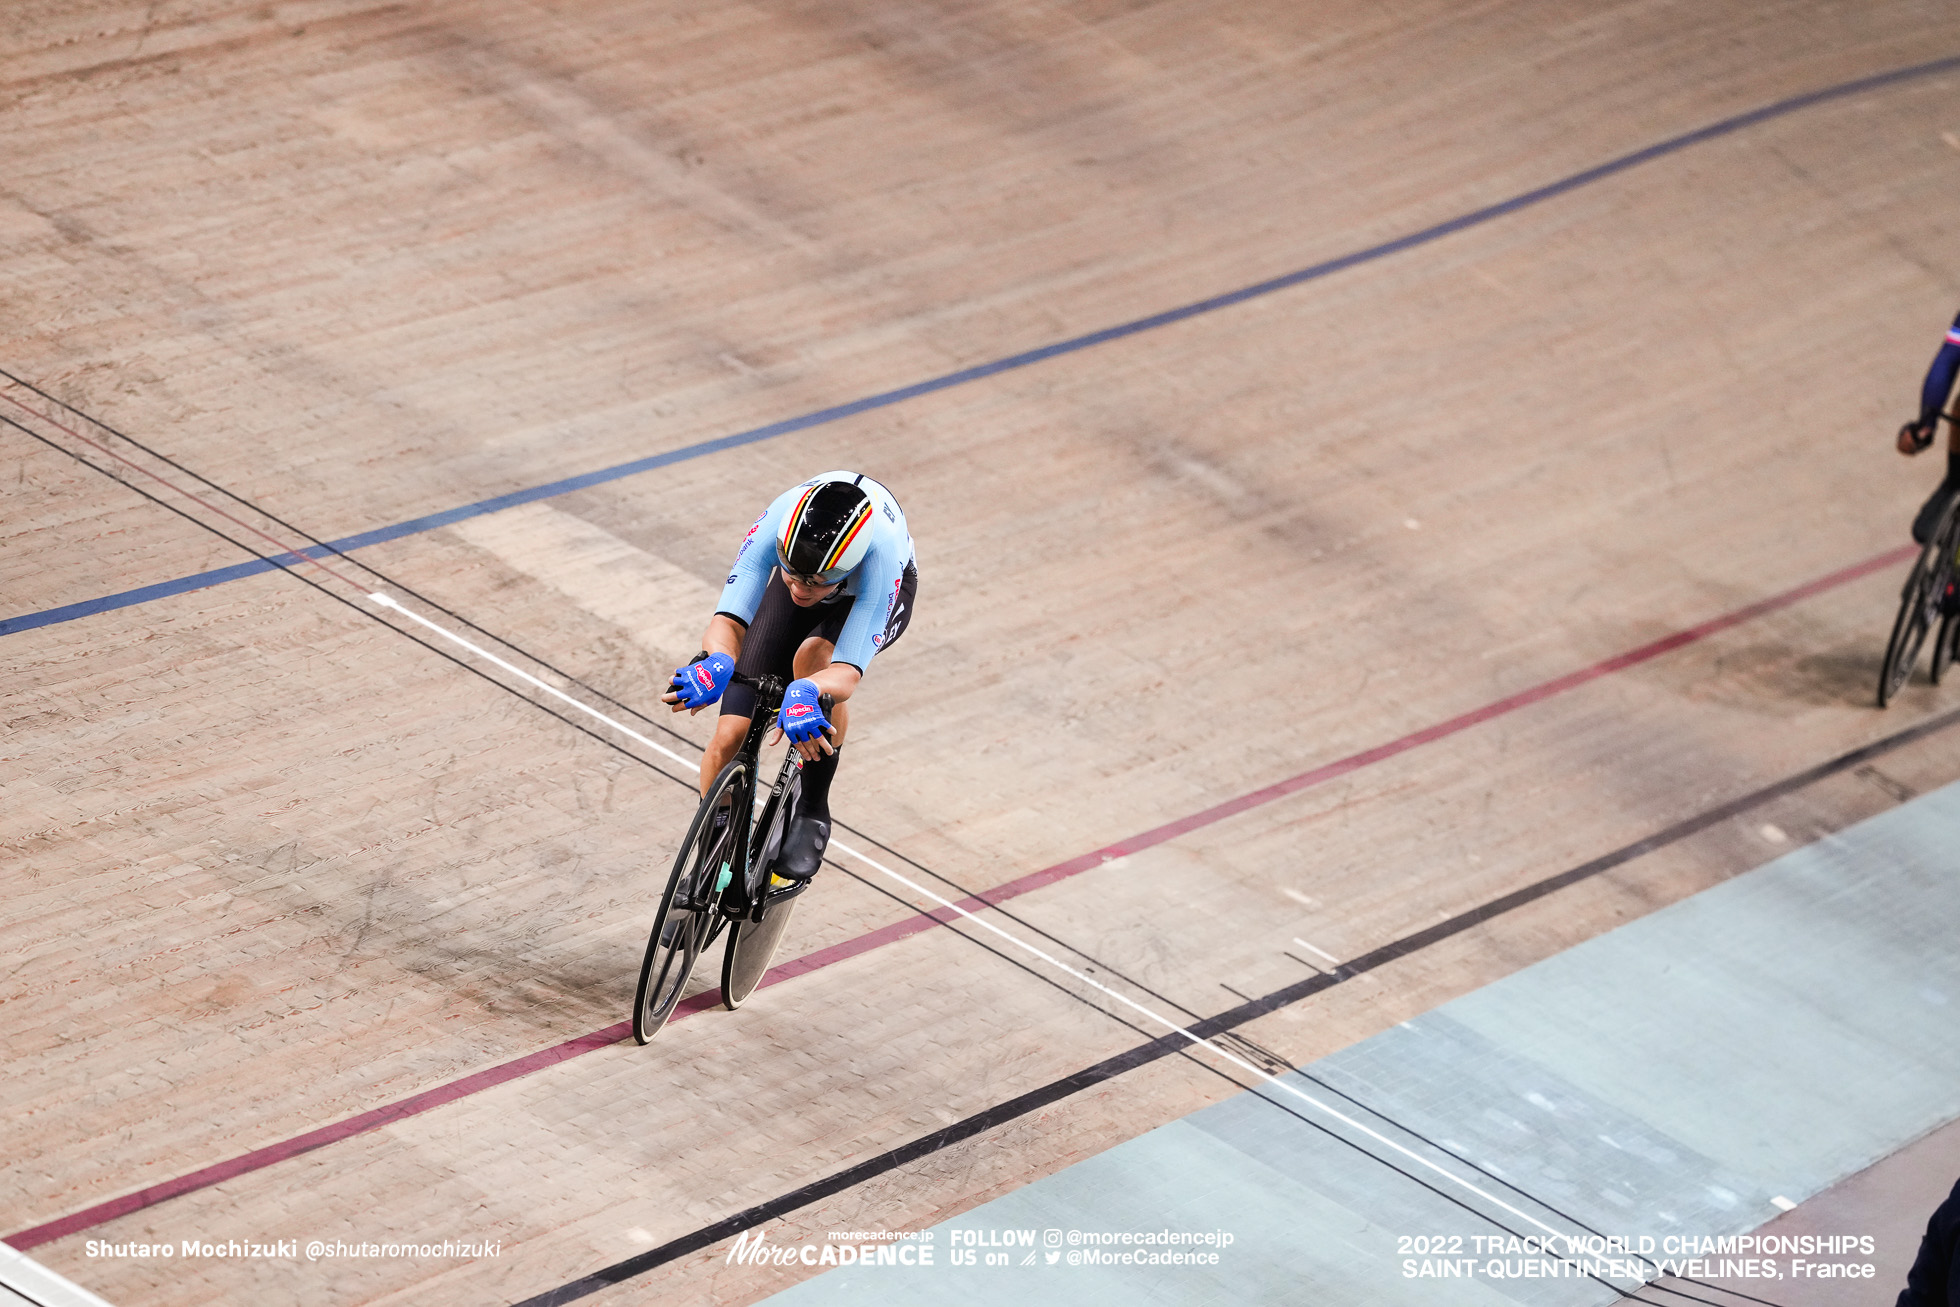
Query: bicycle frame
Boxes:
[
  {"xmin": 691, "ymin": 672, "xmax": 818, "ymax": 925},
  {"xmin": 632, "ymin": 671, "xmax": 827, "ymax": 1040}
]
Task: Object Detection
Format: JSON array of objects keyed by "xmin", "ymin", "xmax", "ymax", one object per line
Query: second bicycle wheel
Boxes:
[
  {"xmin": 1935, "ymin": 610, "xmax": 1960, "ymax": 686},
  {"xmin": 720, "ymin": 771, "xmax": 801, "ymax": 1011},
  {"xmin": 721, "ymin": 893, "xmax": 801, "ymax": 1010},
  {"xmin": 632, "ymin": 763, "xmax": 746, "ymax": 1043}
]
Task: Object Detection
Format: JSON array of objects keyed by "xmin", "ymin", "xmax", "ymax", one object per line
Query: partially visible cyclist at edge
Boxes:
[
  {"xmin": 1898, "ymin": 311, "xmax": 1960, "ymax": 544},
  {"xmin": 661, "ymin": 471, "xmax": 916, "ymax": 882}
]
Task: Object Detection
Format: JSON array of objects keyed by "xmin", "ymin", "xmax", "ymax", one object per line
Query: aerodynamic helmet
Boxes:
[{"xmin": 776, "ymin": 477, "xmax": 875, "ymax": 583}]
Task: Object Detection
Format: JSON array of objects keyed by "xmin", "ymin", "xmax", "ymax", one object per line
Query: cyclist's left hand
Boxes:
[
  {"xmin": 774, "ymin": 678, "xmax": 836, "ymax": 760},
  {"xmin": 1900, "ymin": 419, "xmax": 1938, "ymax": 455}
]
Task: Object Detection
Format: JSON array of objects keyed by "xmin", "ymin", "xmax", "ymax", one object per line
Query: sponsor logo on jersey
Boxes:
[
  {"xmin": 732, "ymin": 511, "xmax": 767, "ymax": 566},
  {"xmin": 1948, "ymin": 327, "xmax": 1960, "ymax": 347},
  {"xmin": 872, "ymin": 574, "xmax": 906, "ymax": 649}
]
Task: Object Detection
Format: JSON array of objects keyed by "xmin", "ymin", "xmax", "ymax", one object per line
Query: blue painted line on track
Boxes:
[{"xmin": 9, "ymin": 51, "xmax": 1960, "ymax": 639}]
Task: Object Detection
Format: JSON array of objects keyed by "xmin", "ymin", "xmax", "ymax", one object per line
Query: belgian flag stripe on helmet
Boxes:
[
  {"xmin": 777, "ymin": 481, "xmax": 875, "ymax": 579},
  {"xmin": 818, "ymin": 501, "xmax": 874, "ymax": 573},
  {"xmin": 777, "ymin": 484, "xmax": 824, "ymax": 561}
]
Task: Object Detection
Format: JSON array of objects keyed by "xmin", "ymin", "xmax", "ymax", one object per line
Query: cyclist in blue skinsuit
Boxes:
[
  {"xmin": 662, "ymin": 472, "xmax": 917, "ymax": 881},
  {"xmin": 1898, "ymin": 311, "xmax": 1960, "ymax": 544}
]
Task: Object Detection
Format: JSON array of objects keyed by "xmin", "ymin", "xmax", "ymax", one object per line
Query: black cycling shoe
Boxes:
[
  {"xmin": 775, "ymin": 816, "xmax": 830, "ymax": 882},
  {"xmin": 1913, "ymin": 482, "xmax": 1960, "ymax": 546}
]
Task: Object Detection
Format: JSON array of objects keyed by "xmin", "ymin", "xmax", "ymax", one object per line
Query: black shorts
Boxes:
[{"xmin": 718, "ymin": 563, "xmax": 917, "ymax": 720}]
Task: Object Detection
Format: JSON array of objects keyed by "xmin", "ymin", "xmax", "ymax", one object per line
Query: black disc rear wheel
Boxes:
[
  {"xmin": 720, "ymin": 773, "xmax": 800, "ymax": 1011},
  {"xmin": 633, "ymin": 764, "xmax": 745, "ymax": 1043},
  {"xmin": 722, "ymin": 891, "xmax": 802, "ymax": 1010}
]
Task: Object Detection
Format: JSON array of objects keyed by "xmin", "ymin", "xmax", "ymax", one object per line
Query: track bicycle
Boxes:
[
  {"xmin": 632, "ymin": 672, "xmax": 827, "ymax": 1043},
  {"xmin": 1879, "ymin": 485, "xmax": 1960, "ymax": 707}
]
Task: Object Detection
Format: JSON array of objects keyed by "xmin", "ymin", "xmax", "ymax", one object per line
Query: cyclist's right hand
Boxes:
[
  {"xmin": 665, "ymin": 651, "xmax": 734, "ymax": 712},
  {"xmin": 1900, "ymin": 419, "xmax": 1938, "ymax": 455}
]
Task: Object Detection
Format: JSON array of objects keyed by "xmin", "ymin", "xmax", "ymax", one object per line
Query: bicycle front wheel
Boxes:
[
  {"xmin": 633, "ymin": 762, "xmax": 746, "ymax": 1043},
  {"xmin": 1880, "ymin": 566, "xmax": 1934, "ymax": 707},
  {"xmin": 1879, "ymin": 522, "xmax": 1958, "ymax": 707}
]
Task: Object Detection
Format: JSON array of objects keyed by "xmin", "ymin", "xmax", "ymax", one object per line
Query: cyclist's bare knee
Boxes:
[
  {"xmin": 792, "ymin": 636, "xmax": 835, "ymax": 679},
  {"xmin": 700, "ymin": 713, "xmax": 749, "ymax": 794}
]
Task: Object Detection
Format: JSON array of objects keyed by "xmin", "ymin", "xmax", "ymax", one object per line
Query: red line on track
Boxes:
[{"xmin": 3, "ymin": 543, "xmax": 1914, "ymax": 1251}]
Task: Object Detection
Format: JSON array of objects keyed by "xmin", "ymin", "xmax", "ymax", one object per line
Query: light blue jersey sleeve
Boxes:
[
  {"xmin": 829, "ymin": 473, "xmax": 914, "ymax": 673},
  {"xmin": 830, "ymin": 533, "xmax": 909, "ymax": 673},
  {"xmin": 713, "ymin": 485, "xmax": 801, "ymax": 626}
]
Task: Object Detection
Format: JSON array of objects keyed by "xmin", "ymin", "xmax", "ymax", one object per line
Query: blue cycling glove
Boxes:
[
  {"xmin": 670, "ymin": 652, "xmax": 735, "ymax": 709},
  {"xmin": 778, "ymin": 678, "xmax": 831, "ymax": 744}
]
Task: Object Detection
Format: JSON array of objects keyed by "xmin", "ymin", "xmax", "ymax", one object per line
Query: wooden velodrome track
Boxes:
[{"xmin": 8, "ymin": 1, "xmax": 1960, "ymax": 1302}]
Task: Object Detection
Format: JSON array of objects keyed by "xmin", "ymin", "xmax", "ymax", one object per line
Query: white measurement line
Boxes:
[
  {"xmin": 370, "ymin": 592, "xmax": 698, "ymax": 771},
  {"xmin": 1292, "ymin": 937, "xmax": 1342, "ymax": 967},
  {"xmin": 376, "ymin": 591, "xmax": 787, "ymax": 815},
  {"xmin": 0, "ymin": 1239, "xmax": 115, "ymax": 1307},
  {"xmin": 375, "ymin": 588, "xmax": 1610, "ymax": 1269}
]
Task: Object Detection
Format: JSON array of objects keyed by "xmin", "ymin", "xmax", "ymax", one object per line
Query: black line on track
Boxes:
[
  {"xmin": 1643, "ymin": 1281, "xmax": 1791, "ymax": 1307},
  {"xmin": 514, "ymin": 708, "xmax": 1960, "ymax": 1305},
  {"xmin": 0, "ymin": 1272, "xmax": 56, "ymax": 1307}
]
